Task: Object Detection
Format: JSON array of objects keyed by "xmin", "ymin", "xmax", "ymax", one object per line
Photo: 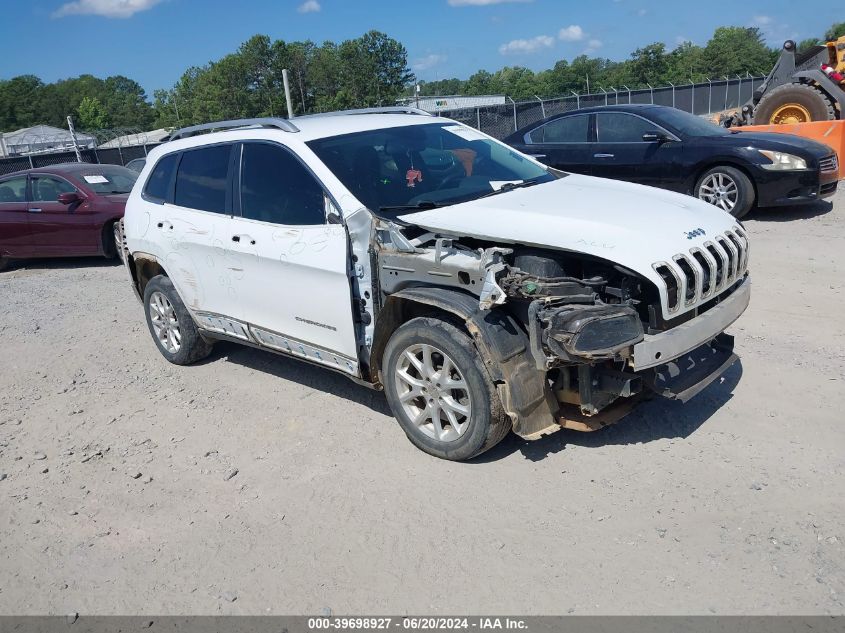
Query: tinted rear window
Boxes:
[
  {"xmin": 174, "ymin": 145, "xmax": 231, "ymax": 213},
  {"xmin": 531, "ymin": 115, "xmax": 590, "ymax": 143},
  {"xmin": 143, "ymin": 153, "xmax": 178, "ymax": 202}
]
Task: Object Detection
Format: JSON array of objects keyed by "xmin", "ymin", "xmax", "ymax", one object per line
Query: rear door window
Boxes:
[
  {"xmin": 174, "ymin": 145, "xmax": 232, "ymax": 214},
  {"xmin": 143, "ymin": 153, "xmax": 178, "ymax": 202},
  {"xmin": 530, "ymin": 115, "xmax": 590, "ymax": 143},
  {"xmin": 596, "ymin": 113, "xmax": 660, "ymax": 142},
  {"xmin": 239, "ymin": 143, "xmax": 326, "ymax": 225}
]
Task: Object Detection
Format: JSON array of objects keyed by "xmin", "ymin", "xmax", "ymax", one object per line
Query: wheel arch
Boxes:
[
  {"xmin": 371, "ymin": 287, "xmax": 558, "ymax": 438},
  {"xmin": 129, "ymin": 252, "xmax": 169, "ymax": 300}
]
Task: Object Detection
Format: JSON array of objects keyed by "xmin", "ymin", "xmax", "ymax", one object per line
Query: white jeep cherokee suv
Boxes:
[{"xmin": 120, "ymin": 107, "xmax": 750, "ymax": 460}]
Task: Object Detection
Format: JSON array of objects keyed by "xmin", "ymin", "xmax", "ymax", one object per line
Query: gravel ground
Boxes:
[{"xmin": 1, "ymin": 189, "xmax": 843, "ymax": 615}]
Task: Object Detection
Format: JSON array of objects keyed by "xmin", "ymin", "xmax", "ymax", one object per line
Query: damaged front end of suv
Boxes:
[{"xmin": 353, "ymin": 203, "xmax": 750, "ymax": 441}]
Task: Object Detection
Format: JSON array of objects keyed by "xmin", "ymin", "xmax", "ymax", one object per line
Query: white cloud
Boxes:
[
  {"xmin": 637, "ymin": 8, "xmax": 647, "ymax": 16},
  {"xmin": 298, "ymin": 0, "xmax": 321, "ymax": 13},
  {"xmin": 412, "ymin": 54, "xmax": 448, "ymax": 71},
  {"xmin": 752, "ymin": 15, "xmax": 773, "ymax": 26},
  {"xmin": 448, "ymin": 0, "xmax": 532, "ymax": 5},
  {"xmin": 584, "ymin": 39, "xmax": 603, "ymax": 54},
  {"xmin": 52, "ymin": 0, "xmax": 162, "ymax": 18},
  {"xmin": 498, "ymin": 35, "xmax": 554, "ymax": 55},
  {"xmin": 558, "ymin": 25, "xmax": 585, "ymax": 42}
]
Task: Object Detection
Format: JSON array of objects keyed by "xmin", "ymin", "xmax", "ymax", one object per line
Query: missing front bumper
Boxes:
[{"xmin": 642, "ymin": 334, "xmax": 738, "ymax": 403}]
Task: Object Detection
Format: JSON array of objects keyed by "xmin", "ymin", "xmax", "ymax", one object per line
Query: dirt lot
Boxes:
[{"xmin": 1, "ymin": 189, "xmax": 844, "ymax": 616}]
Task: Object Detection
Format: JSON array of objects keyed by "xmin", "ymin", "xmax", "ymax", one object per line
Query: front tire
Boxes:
[
  {"xmin": 695, "ymin": 165, "xmax": 755, "ymax": 219},
  {"xmin": 143, "ymin": 275, "xmax": 213, "ymax": 365},
  {"xmin": 382, "ymin": 317, "xmax": 511, "ymax": 461},
  {"xmin": 753, "ymin": 83, "xmax": 836, "ymax": 125}
]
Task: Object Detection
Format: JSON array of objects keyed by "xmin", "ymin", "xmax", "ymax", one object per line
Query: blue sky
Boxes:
[{"xmin": 0, "ymin": 0, "xmax": 836, "ymax": 97}]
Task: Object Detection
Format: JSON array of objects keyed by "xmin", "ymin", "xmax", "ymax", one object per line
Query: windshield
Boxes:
[
  {"xmin": 307, "ymin": 122, "xmax": 554, "ymax": 213},
  {"xmin": 655, "ymin": 107, "xmax": 730, "ymax": 137},
  {"xmin": 78, "ymin": 166, "xmax": 138, "ymax": 194}
]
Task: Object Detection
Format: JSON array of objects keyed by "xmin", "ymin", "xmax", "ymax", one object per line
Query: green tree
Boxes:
[
  {"xmin": 824, "ymin": 22, "xmax": 845, "ymax": 41},
  {"xmin": 77, "ymin": 96, "xmax": 110, "ymax": 129},
  {"xmin": 701, "ymin": 27, "xmax": 777, "ymax": 77}
]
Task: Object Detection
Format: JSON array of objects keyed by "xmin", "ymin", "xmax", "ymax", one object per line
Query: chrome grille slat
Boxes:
[
  {"xmin": 705, "ymin": 240, "xmax": 729, "ymax": 292},
  {"xmin": 716, "ymin": 236, "xmax": 738, "ymax": 281},
  {"xmin": 820, "ymin": 155, "xmax": 838, "ymax": 174},
  {"xmin": 691, "ymin": 247, "xmax": 716, "ymax": 299},
  {"xmin": 673, "ymin": 254, "xmax": 700, "ymax": 306}
]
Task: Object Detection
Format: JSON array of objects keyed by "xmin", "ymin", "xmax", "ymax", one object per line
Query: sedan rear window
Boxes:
[{"xmin": 78, "ymin": 166, "xmax": 138, "ymax": 194}]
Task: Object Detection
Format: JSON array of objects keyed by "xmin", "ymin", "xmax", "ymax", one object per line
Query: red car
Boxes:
[{"xmin": 0, "ymin": 162, "xmax": 138, "ymax": 271}]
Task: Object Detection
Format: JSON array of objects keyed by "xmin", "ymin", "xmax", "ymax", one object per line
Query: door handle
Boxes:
[
  {"xmin": 593, "ymin": 153, "xmax": 615, "ymax": 159},
  {"xmin": 528, "ymin": 154, "xmax": 547, "ymax": 159},
  {"xmin": 28, "ymin": 208, "xmax": 42, "ymax": 213},
  {"xmin": 232, "ymin": 235, "xmax": 256, "ymax": 245}
]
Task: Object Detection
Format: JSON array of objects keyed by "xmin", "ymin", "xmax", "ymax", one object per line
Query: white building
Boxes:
[
  {"xmin": 0, "ymin": 124, "xmax": 96, "ymax": 157},
  {"xmin": 99, "ymin": 128, "xmax": 173, "ymax": 149},
  {"xmin": 400, "ymin": 95, "xmax": 507, "ymax": 114}
]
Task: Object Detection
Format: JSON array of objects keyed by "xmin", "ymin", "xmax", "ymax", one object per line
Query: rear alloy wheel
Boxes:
[
  {"xmin": 383, "ymin": 317, "xmax": 511, "ymax": 461},
  {"xmin": 143, "ymin": 275, "xmax": 213, "ymax": 365},
  {"xmin": 695, "ymin": 166, "xmax": 755, "ymax": 219}
]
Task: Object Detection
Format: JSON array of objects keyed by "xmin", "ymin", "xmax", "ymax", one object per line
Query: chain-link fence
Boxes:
[
  {"xmin": 438, "ymin": 75, "xmax": 766, "ymax": 139},
  {"xmin": 0, "ymin": 128, "xmax": 165, "ymax": 176},
  {"xmin": 0, "ymin": 76, "xmax": 767, "ymax": 174}
]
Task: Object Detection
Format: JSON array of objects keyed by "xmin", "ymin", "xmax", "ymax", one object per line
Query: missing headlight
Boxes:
[{"xmin": 545, "ymin": 304, "xmax": 644, "ymax": 360}]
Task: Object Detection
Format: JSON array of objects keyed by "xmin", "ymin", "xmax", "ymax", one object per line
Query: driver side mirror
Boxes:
[
  {"xmin": 57, "ymin": 191, "xmax": 81, "ymax": 205},
  {"xmin": 642, "ymin": 132, "xmax": 671, "ymax": 143}
]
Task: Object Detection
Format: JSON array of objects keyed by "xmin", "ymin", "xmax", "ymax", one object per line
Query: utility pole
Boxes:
[{"xmin": 282, "ymin": 69, "xmax": 295, "ymax": 119}]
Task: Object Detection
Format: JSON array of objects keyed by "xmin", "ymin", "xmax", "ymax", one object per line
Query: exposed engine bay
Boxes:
[{"xmin": 370, "ymin": 218, "xmax": 744, "ymax": 436}]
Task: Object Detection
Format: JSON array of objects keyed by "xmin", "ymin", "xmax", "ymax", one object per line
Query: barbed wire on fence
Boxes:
[{"xmin": 432, "ymin": 75, "xmax": 766, "ymax": 139}]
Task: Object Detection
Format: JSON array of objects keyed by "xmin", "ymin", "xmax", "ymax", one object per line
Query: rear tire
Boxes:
[
  {"xmin": 0, "ymin": 257, "xmax": 8, "ymax": 272},
  {"xmin": 143, "ymin": 275, "xmax": 213, "ymax": 365},
  {"xmin": 753, "ymin": 83, "xmax": 836, "ymax": 125},
  {"xmin": 382, "ymin": 317, "xmax": 511, "ymax": 461},
  {"xmin": 695, "ymin": 165, "xmax": 755, "ymax": 219}
]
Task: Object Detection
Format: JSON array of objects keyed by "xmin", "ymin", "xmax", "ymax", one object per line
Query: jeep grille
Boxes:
[{"xmin": 653, "ymin": 226, "xmax": 749, "ymax": 315}]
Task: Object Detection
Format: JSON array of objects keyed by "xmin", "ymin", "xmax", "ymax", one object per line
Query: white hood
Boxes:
[{"xmin": 399, "ymin": 174, "xmax": 743, "ymax": 314}]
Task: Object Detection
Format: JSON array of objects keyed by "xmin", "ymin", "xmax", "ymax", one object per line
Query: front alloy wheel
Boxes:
[
  {"xmin": 695, "ymin": 165, "xmax": 754, "ymax": 219},
  {"xmin": 382, "ymin": 317, "xmax": 512, "ymax": 460},
  {"xmin": 697, "ymin": 172, "xmax": 738, "ymax": 213},
  {"xmin": 394, "ymin": 343, "xmax": 472, "ymax": 442}
]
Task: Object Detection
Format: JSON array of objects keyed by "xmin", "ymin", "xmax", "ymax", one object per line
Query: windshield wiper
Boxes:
[
  {"xmin": 476, "ymin": 179, "xmax": 544, "ymax": 199},
  {"xmin": 378, "ymin": 201, "xmax": 444, "ymax": 213}
]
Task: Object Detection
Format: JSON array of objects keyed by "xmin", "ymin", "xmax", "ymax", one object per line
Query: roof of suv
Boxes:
[{"xmin": 163, "ymin": 111, "xmax": 451, "ymax": 151}]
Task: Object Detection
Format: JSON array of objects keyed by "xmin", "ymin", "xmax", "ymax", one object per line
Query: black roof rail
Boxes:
[
  {"xmin": 169, "ymin": 117, "xmax": 299, "ymax": 141},
  {"xmin": 297, "ymin": 106, "xmax": 434, "ymax": 119}
]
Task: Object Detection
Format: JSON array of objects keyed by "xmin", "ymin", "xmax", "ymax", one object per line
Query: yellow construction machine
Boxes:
[{"xmin": 729, "ymin": 36, "xmax": 845, "ymax": 126}]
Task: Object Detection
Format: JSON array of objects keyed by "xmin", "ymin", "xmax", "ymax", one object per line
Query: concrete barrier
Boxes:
[{"xmin": 736, "ymin": 120, "xmax": 844, "ymax": 179}]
